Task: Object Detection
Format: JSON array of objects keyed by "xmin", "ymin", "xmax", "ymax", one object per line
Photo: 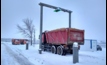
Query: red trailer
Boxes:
[
  {"xmin": 41, "ymin": 28, "xmax": 84, "ymax": 55},
  {"xmin": 12, "ymin": 39, "xmax": 28, "ymax": 45}
]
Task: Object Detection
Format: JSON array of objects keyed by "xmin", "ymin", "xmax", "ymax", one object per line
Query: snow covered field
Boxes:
[{"xmin": 1, "ymin": 42, "xmax": 106, "ymax": 65}]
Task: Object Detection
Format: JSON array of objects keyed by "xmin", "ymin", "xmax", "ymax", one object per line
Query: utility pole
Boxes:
[
  {"xmin": 38, "ymin": 2, "xmax": 72, "ymax": 54},
  {"xmin": 34, "ymin": 29, "xmax": 36, "ymax": 44}
]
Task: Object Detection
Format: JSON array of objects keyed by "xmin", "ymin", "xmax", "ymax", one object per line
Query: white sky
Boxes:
[{"xmin": 1, "ymin": 0, "xmax": 106, "ymax": 42}]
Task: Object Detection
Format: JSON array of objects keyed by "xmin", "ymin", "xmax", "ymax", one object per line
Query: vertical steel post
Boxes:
[
  {"xmin": 68, "ymin": 12, "xmax": 72, "ymax": 43},
  {"xmin": 73, "ymin": 42, "xmax": 79, "ymax": 63},
  {"xmin": 26, "ymin": 41, "xmax": 29, "ymax": 50},
  {"xmin": 39, "ymin": 5, "xmax": 43, "ymax": 54},
  {"xmin": 33, "ymin": 29, "xmax": 36, "ymax": 47},
  {"xmin": 69, "ymin": 12, "xmax": 71, "ymax": 28},
  {"xmin": 34, "ymin": 29, "xmax": 35, "ymax": 44}
]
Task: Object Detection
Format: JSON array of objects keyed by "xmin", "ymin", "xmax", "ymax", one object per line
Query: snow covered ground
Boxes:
[
  {"xmin": 1, "ymin": 44, "xmax": 20, "ymax": 65},
  {"xmin": 1, "ymin": 42, "xmax": 106, "ymax": 65},
  {"xmin": 1, "ymin": 43, "xmax": 34, "ymax": 65}
]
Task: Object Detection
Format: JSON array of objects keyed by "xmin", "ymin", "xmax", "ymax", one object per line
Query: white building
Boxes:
[{"xmin": 80, "ymin": 39, "xmax": 97, "ymax": 51}]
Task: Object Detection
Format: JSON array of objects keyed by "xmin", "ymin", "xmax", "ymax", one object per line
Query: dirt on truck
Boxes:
[{"xmin": 41, "ymin": 28, "xmax": 85, "ymax": 55}]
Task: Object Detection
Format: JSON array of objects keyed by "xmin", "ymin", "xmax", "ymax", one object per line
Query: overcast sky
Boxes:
[{"xmin": 1, "ymin": 0, "xmax": 106, "ymax": 42}]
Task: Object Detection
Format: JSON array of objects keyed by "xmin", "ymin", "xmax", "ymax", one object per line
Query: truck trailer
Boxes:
[
  {"xmin": 12, "ymin": 39, "xmax": 28, "ymax": 45},
  {"xmin": 41, "ymin": 28, "xmax": 84, "ymax": 55}
]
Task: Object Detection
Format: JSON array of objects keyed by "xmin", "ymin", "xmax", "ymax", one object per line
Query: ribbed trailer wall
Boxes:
[{"xmin": 42, "ymin": 28, "xmax": 84, "ymax": 45}]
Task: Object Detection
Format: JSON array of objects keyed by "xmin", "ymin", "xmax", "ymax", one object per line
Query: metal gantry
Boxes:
[{"xmin": 39, "ymin": 2, "xmax": 72, "ymax": 54}]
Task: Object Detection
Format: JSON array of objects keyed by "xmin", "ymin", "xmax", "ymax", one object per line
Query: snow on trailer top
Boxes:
[{"xmin": 45, "ymin": 28, "xmax": 84, "ymax": 32}]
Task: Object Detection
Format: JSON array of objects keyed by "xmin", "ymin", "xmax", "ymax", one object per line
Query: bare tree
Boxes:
[{"xmin": 17, "ymin": 18, "xmax": 35, "ymax": 45}]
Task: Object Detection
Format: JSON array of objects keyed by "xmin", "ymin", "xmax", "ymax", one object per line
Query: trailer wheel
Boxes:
[
  {"xmin": 57, "ymin": 46, "xmax": 63, "ymax": 55},
  {"xmin": 51, "ymin": 46, "xmax": 56, "ymax": 54}
]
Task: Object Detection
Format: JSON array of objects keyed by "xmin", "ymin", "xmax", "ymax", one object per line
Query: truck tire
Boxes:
[
  {"xmin": 63, "ymin": 49, "xmax": 67, "ymax": 55},
  {"xmin": 51, "ymin": 46, "xmax": 57, "ymax": 54},
  {"xmin": 12, "ymin": 43, "xmax": 15, "ymax": 45},
  {"xmin": 57, "ymin": 46, "xmax": 63, "ymax": 55}
]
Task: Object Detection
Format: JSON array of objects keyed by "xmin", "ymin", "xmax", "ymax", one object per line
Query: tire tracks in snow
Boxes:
[
  {"xmin": 1, "ymin": 44, "xmax": 21, "ymax": 65},
  {"xmin": 3, "ymin": 43, "xmax": 35, "ymax": 65},
  {"xmin": 79, "ymin": 54, "xmax": 106, "ymax": 65}
]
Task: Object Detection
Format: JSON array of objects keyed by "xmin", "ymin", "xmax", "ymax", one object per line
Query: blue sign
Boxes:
[{"xmin": 90, "ymin": 40, "xmax": 92, "ymax": 49}]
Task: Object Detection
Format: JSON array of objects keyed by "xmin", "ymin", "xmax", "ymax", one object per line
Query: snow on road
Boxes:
[
  {"xmin": 1, "ymin": 44, "xmax": 20, "ymax": 65},
  {"xmin": 1, "ymin": 42, "xmax": 106, "ymax": 65},
  {"xmin": 1, "ymin": 43, "xmax": 34, "ymax": 65}
]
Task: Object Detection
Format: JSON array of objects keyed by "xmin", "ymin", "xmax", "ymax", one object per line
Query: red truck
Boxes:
[
  {"xmin": 41, "ymin": 28, "xmax": 84, "ymax": 55},
  {"xmin": 12, "ymin": 39, "xmax": 28, "ymax": 45}
]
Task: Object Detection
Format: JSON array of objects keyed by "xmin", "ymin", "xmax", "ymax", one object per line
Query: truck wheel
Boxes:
[
  {"xmin": 63, "ymin": 49, "xmax": 66, "ymax": 55},
  {"xmin": 12, "ymin": 43, "xmax": 15, "ymax": 45},
  {"xmin": 51, "ymin": 46, "xmax": 57, "ymax": 54},
  {"xmin": 57, "ymin": 46, "xmax": 63, "ymax": 55}
]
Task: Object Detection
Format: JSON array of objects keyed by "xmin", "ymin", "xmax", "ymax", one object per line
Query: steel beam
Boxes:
[{"xmin": 39, "ymin": 2, "xmax": 72, "ymax": 13}]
